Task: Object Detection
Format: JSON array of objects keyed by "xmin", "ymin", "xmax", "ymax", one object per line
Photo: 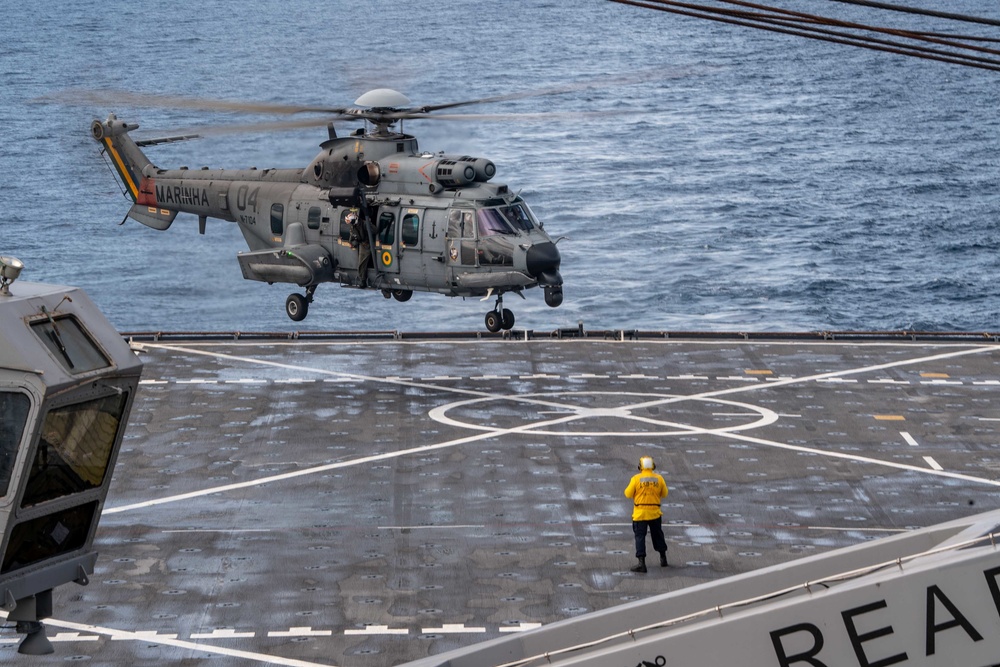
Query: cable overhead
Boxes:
[
  {"xmin": 608, "ymin": 0, "xmax": 1000, "ymax": 72},
  {"xmin": 825, "ymin": 0, "xmax": 1000, "ymax": 28}
]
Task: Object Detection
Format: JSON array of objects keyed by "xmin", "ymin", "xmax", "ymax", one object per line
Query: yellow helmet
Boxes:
[{"xmin": 638, "ymin": 456, "xmax": 655, "ymax": 470}]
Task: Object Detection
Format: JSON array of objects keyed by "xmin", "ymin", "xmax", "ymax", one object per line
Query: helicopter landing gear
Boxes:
[
  {"xmin": 285, "ymin": 286, "xmax": 316, "ymax": 322},
  {"xmin": 380, "ymin": 288, "xmax": 412, "ymax": 302},
  {"xmin": 485, "ymin": 295, "xmax": 515, "ymax": 333}
]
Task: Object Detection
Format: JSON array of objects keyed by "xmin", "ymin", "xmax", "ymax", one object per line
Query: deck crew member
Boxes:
[{"xmin": 624, "ymin": 456, "xmax": 669, "ymax": 573}]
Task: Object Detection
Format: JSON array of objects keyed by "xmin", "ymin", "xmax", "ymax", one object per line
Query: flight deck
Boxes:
[{"xmin": 5, "ymin": 332, "xmax": 999, "ymax": 666}]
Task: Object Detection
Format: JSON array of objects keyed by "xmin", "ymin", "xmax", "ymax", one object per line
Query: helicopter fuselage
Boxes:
[{"xmin": 93, "ymin": 115, "xmax": 563, "ymax": 329}]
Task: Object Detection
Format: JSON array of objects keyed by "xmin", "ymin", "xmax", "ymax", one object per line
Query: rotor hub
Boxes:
[{"xmin": 353, "ymin": 88, "xmax": 412, "ymax": 109}]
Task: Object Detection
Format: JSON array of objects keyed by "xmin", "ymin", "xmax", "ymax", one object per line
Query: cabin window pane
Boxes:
[
  {"xmin": 270, "ymin": 203, "xmax": 284, "ymax": 235},
  {"xmin": 0, "ymin": 392, "xmax": 30, "ymax": 497},
  {"xmin": 21, "ymin": 392, "xmax": 129, "ymax": 508},
  {"xmin": 31, "ymin": 316, "xmax": 110, "ymax": 375},
  {"xmin": 2, "ymin": 501, "xmax": 98, "ymax": 574},
  {"xmin": 401, "ymin": 213, "xmax": 420, "ymax": 247},
  {"xmin": 307, "ymin": 207, "xmax": 322, "ymax": 230},
  {"xmin": 377, "ymin": 212, "xmax": 395, "ymax": 245}
]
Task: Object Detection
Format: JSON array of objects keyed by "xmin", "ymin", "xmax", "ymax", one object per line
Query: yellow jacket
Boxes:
[{"xmin": 624, "ymin": 470, "xmax": 668, "ymax": 521}]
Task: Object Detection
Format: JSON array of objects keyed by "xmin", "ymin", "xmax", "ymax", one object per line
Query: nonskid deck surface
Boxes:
[{"xmin": 6, "ymin": 336, "xmax": 999, "ymax": 666}]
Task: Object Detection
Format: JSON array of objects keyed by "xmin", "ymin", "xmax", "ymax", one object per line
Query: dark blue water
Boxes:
[{"xmin": 3, "ymin": 1, "xmax": 1000, "ymax": 332}]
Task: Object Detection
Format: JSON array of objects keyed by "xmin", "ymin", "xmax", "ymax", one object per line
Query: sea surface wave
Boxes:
[{"xmin": 3, "ymin": 0, "xmax": 999, "ymax": 332}]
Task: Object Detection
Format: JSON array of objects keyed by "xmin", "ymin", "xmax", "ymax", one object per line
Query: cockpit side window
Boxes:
[
  {"xmin": 448, "ymin": 209, "xmax": 462, "ymax": 237},
  {"xmin": 448, "ymin": 210, "xmax": 476, "ymax": 239}
]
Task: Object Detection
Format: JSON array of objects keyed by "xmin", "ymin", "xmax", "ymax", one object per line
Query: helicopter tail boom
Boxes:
[{"xmin": 91, "ymin": 115, "xmax": 177, "ymax": 230}]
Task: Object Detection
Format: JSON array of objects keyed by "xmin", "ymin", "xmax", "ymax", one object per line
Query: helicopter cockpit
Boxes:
[
  {"xmin": 476, "ymin": 199, "xmax": 538, "ymax": 235},
  {"xmin": 468, "ymin": 199, "xmax": 542, "ymax": 267}
]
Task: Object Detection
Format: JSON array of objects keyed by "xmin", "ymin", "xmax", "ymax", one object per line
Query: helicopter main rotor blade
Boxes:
[
  {"xmin": 56, "ymin": 67, "xmax": 694, "ymax": 119},
  {"xmin": 58, "ymin": 66, "xmax": 699, "ymax": 139},
  {"xmin": 412, "ymin": 67, "xmax": 697, "ymax": 114},
  {"xmin": 145, "ymin": 109, "xmax": 622, "ymax": 139},
  {"xmin": 149, "ymin": 115, "xmax": 358, "ymax": 137},
  {"xmin": 58, "ymin": 89, "xmax": 351, "ymax": 116},
  {"xmin": 388, "ymin": 110, "xmax": 626, "ymax": 122}
]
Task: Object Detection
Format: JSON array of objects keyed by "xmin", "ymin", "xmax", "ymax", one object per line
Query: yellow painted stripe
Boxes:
[
  {"xmin": 103, "ymin": 137, "xmax": 139, "ymax": 200},
  {"xmin": 874, "ymin": 415, "xmax": 906, "ymax": 421},
  {"xmin": 920, "ymin": 372, "xmax": 950, "ymax": 378},
  {"xmin": 745, "ymin": 369, "xmax": 773, "ymax": 376}
]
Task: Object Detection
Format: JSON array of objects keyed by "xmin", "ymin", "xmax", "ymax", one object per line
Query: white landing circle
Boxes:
[{"xmin": 428, "ymin": 391, "xmax": 780, "ymax": 438}]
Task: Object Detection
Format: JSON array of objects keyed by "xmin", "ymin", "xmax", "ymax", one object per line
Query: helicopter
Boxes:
[{"xmin": 90, "ymin": 88, "xmax": 564, "ymax": 332}]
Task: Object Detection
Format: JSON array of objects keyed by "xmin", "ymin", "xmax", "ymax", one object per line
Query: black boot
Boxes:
[
  {"xmin": 630, "ymin": 557, "xmax": 647, "ymax": 573},
  {"xmin": 659, "ymin": 551, "xmax": 668, "ymax": 567}
]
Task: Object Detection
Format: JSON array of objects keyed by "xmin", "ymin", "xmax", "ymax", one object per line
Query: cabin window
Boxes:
[
  {"xmin": 0, "ymin": 392, "xmax": 30, "ymax": 497},
  {"xmin": 31, "ymin": 316, "xmax": 111, "ymax": 375},
  {"xmin": 401, "ymin": 212, "xmax": 420, "ymax": 247},
  {"xmin": 21, "ymin": 391, "xmax": 130, "ymax": 508},
  {"xmin": 377, "ymin": 212, "xmax": 395, "ymax": 245},
  {"xmin": 2, "ymin": 501, "xmax": 98, "ymax": 574},
  {"xmin": 270, "ymin": 203, "xmax": 284, "ymax": 235},
  {"xmin": 307, "ymin": 207, "xmax": 322, "ymax": 230}
]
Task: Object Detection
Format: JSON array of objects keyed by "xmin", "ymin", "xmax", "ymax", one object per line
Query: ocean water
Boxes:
[{"xmin": 3, "ymin": 1, "xmax": 1000, "ymax": 333}]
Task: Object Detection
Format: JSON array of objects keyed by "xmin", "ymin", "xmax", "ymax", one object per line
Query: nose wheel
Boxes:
[{"xmin": 485, "ymin": 294, "xmax": 515, "ymax": 332}]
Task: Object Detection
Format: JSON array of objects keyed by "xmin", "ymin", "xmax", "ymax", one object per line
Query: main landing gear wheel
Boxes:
[
  {"xmin": 285, "ymin": 286, "xmax": 316, "ymax": 322},
  {"xmin": 286, "ymin": 294, "xmax": 308, "ymax": 321},
  {"xmin": 391, "ymin": 289, "xmax": 412, "ymax": 302}
]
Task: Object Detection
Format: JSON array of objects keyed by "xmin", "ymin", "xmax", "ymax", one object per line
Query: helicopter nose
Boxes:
[{"xmin": 526, "ymin": 242, "xmax": 561, "ymax": 285}]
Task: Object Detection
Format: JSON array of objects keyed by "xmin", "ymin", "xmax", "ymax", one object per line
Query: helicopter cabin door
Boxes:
[
  {"xmin": 396, "ymin": 207, "xmax": 425, "ymax": 286},
  {"xmin": 375, "ymin": 208, "xmax": 400, "ymax": 274},
  {"xmin": 328, "ymin": 207, "xmax": 360, "ymax": 273},
  {"xmin": 446, "ymin": 209, "xmax": 477, "ymax": 268}
]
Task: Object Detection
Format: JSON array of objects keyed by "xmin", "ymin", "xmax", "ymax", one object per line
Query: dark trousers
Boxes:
[{"xmin": 632, "ymin": 517, "xmax": 667, "ymax": 558}]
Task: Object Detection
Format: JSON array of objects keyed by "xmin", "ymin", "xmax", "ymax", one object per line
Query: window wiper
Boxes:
[{"xmin": 39, "ymin": 305, "xmax": 74, "ymax": 369}]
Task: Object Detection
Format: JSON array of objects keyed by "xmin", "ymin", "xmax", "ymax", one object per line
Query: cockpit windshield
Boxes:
[
  {"xmin": 476, "ymin": 199, "xmax": 538, "ymax": 237},
  {"xmin": 477, "ymin": 208, "xmax": 514, "ymax": 237},
  {"xmin": 500, "ymin": 201, "xmax": 536, "ymax": 232}
]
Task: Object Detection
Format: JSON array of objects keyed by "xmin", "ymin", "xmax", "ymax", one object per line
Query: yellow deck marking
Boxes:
[{"xmin": 874, "ymin": 415, "xmax": 905, "ymax": 421}]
